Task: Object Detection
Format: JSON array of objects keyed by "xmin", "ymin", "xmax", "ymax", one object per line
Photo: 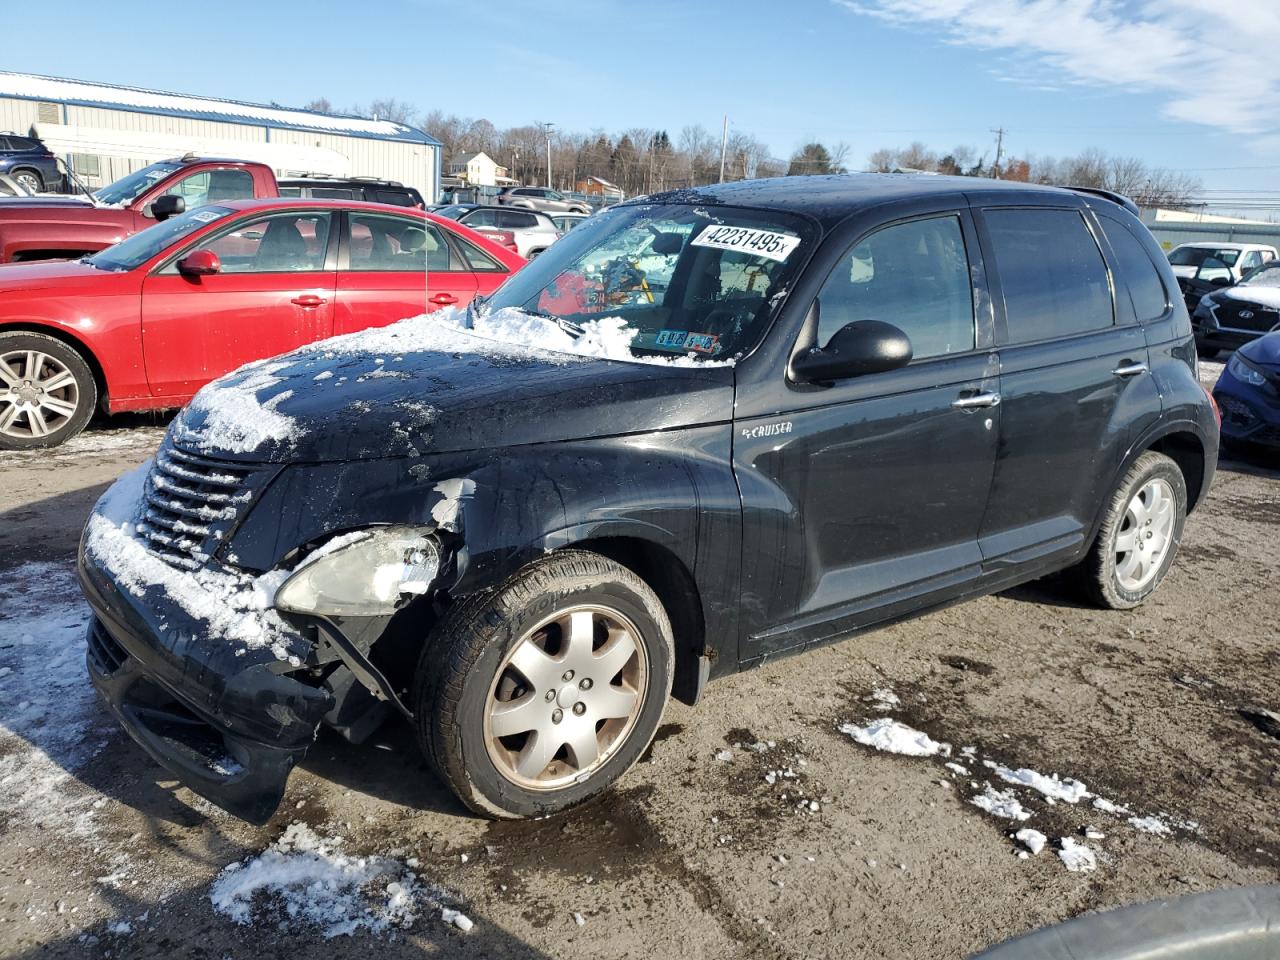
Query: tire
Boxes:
[
  {"xmin": 11, "ymin": 168, "xmax": 43, "ymax": 193},
  {"xmin": 1079, "ymin": 451, "xmax": 1187, "ymax": 610},
  {"xmin": 413, "ymin": 550, "xmax": 674, "ymax": 819},
  {"xmin": 0, "ymin": 332, "xmax": 97, "ymax": 449}
]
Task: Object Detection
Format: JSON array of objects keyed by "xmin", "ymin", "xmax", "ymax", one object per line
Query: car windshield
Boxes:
[
  {"xmin": 92, "ymin": 161, "xmax": 182, "ymax": 206},
  {"xmin": 1240, "ymin": 262, "xmax": 1280, "ymax": 287},
  {"xmin": 1169, "ymin": 246, "xmax": 1240, "ymax": 267},
  {"xmin": 85, "ymin": 206, "xmax": 234, "ymax": 272},
  {"xmin": 483, "ymin": 202, "xmax": 814, "ymax": 361}
]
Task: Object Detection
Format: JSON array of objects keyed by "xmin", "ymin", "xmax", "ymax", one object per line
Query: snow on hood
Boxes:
[
  {"xmin": 172, "ymin": 307, "xmax": 734, "ymax": 460},
  {"xmin": 1218, "ymin": 285, "xmax": 1280, "ymax": 309}
]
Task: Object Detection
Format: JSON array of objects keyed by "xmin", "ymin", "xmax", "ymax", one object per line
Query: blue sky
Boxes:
[{"xmin": 8, "ymin": 0, "xmax": 1278, "ymax": 193}]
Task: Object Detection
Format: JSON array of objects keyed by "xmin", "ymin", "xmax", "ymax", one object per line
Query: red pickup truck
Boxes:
[{"xmin": 0, "ymin": 155, "xmax": 279, "ymax": 264}]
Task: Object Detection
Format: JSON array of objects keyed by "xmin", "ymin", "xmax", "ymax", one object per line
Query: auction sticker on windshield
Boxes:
[{"xmin": 691, "ymin": 225, "xmax": 802, "ymax": 263}]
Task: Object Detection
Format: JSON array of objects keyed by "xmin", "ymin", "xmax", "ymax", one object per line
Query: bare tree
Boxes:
[{"xmin": 303, "ymin": 97, "xmax": 333, "ymax": 114}]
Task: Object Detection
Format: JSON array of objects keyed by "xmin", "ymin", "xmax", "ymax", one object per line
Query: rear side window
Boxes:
[
  {"xmin": 374, "ymin": 189, "xmax": 415, "ymax": 207},
  {"xmin": 817, "ymin": 215, "xmax": 975, "ymax": 359},
  {"xmin": 8, "ymin": 137, "xmax": 37, "ymax": 151},
  {"xmin": 1099, "ymin": 219, "xmax": 1168, "ymax": 321},
  {"xmin": 498, "ymin": 210, "xmax": 538, "ymax": 229},
  {"xmin": 311, "ymin": 187, "xmax": 356, "ymax": 200},
  {"xmin": 985, "ymin": 208, "xmax": 1112, "ymax": 343},
  {"xmin": 348, "ymin": 213, "xmax": 453, "ymax": 271}
]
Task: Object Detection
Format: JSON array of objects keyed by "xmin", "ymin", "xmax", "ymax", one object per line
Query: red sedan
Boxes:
[{"xmin": 0, "ymin": 199, "xmax": 525, "ymax": 449}]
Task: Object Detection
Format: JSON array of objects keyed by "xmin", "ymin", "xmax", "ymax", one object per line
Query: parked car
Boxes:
[
  {"xmin": 1213, "ymin": 330, "xmax": 1280, "ymax": 451},
  {"xmin": 78, "ymin": 175, "xmax": 1217, "ymax": 824},
  {"xmin": 0, "ymin": 155, "xmax": 285, "ymax": 264},
  {"xmin": 277, "ymin": 176, "xmax": 425, "ymax": 209},
  {"xmin": 550, "ymin": 212, "xmax": 589, "ymax": 234},
  {"xmin": 0, "ymin": 172, "xmax": 34, "ymax": 198},
  {"xmin": 0, "ymin": 133, "xmax": 62, "ymax": 194},
  {"xmin": 1167, "ymin": 242, "xmax": 1276, "ymax": 284},
  {"xmin": 496, "ymin": 186, "xmax": 590, "ymax": 215},
  {"xmin": 0, "ymin": 199, "xmax": 524, "ymax": 449},
  {"xmin": 1191, "ymin": 260, "xmax": 1280, "ymax": 357},
  {"xmin": 435, "ymin": 204, "xmax": 560, "ymax": 258}
]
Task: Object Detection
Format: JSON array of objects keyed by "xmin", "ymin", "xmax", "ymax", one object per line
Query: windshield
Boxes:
[
  {"xmin": 92, "ymin": 161, "xmax": 181, "ymax": 206},
  {"xmin": 1241, "ymin": 262, "xmax": 1280, "ymax": 288},
  {"xmin": 483, "ymin": 202, "xmax": 814, "ymax": 361},
  {"xmin": 86, "ymin": 206, "xmax": 233, "ymax": 272},
  {"xmin": 1169, "ymin": 246, "xmax": 1240, "ymax": 267}
]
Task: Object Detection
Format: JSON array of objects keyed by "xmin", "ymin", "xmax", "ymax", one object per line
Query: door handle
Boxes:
[
  {"xmin": 952, "ymin": 391, "xmax": 1001, "ymax": 409},
  {"xmin": 291, "ymin": 295, "xmax": 327, "ymax": 307},
  {"xmin": 1112, "ymin": 361, "xmax": 1149, "ymax": 378},
  {"xmin": 429, "ymin": 293, "xmax": 459, "ymax": 305}
]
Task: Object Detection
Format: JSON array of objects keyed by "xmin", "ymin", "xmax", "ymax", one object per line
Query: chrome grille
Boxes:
[{"xmin": 138, "ymin": 446, "xmax": 271, "ymax": 570}]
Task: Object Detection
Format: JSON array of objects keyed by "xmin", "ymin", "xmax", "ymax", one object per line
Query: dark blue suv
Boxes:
[{"xmin": 0, "ymin": 134, "xmax": 61, "ymax": 193}]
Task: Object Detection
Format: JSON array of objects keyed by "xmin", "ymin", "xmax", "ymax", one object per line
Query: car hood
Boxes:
[
  {"xmin": 171, "ymin": 316, "xmax": 734, "ymax": 463},
  {"xmin": 1238, "ymin": 331, "xmax": 1280, "ymax": 368},
  {"xmin": 0, "ymin": 257, "xmax": 114, "ymax": 292},
  {"xmin": 0, "ymin": 195, "xmax": 98, "ymax": 209},
  {"xmin": 1213, "ymin": 285, "xmax": 1280, "ymax": 309}
]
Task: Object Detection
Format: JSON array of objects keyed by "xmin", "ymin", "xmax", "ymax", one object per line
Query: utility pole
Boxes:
[
  {"xmin": 719, "ymin": 115, "xmax": 729, "ymax": 183},
  {"xmin": 990, "ymin": 127, "xmax": 1007, "ymax": 179},
  {"xmin": 537, "ymin": 121, "xmax": 554, "ymax": 188}
]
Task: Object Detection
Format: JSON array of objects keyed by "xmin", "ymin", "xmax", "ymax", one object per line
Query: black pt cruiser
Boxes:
[{"xmin": 79, "ymin": 175, "xmax": 1219, "ymax": 823}]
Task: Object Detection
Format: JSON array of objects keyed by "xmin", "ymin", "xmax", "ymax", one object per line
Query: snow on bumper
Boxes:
[{"xmin": 78, "ymin": 462, "xmax": 330, "ymax": 824}]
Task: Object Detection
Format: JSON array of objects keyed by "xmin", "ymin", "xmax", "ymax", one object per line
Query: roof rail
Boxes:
[{"xmin": 1068, "ymin": 186, "xmax": 1140, "ymax": 217}]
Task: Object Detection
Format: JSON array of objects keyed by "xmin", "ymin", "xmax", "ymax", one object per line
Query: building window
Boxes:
[{"xmin": 71, "ymin": 154, "xmax": 101, "ymax": 177}]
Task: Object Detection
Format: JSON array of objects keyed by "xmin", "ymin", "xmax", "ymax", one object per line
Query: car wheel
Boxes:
[
  {"xmin": 11, "ymin": 169, "xmax": 43, "ymax": 193},
  {"xmin": 1080, "ymin": 451, "xmax": 1186, "ymax": 610},
  {"xmin": 413, "ymin": 550, "xmax": 674, "ymax": 819},
  {"xmin": 0, "ymin": 332, "xmax": 97, "ymax": 450}
]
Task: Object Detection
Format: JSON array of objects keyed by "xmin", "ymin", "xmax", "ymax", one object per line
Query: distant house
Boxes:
[
  {"xmin": 575, "ymin": 175, "xmax": 624, "ymax": 200},
  {"xmin": 446, "ymin": 151, "xmax": 513, "ymax": 188}
]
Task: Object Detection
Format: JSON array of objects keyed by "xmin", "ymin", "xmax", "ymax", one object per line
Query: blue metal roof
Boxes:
[{"xmin": 0, "ymin": 71, "xmax": 441, "ymax": 147}]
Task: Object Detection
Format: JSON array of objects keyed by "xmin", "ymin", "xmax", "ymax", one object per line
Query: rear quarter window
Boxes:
[
  {"xmin": 1098, "ymin": 218, "xmax": 1169, "ymax": 322},
  {"xmin": 984, "ymin": 208, "xmax": 1113, "ymax": 344}
]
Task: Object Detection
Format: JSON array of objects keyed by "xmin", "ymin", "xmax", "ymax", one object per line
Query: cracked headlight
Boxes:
[{"xmin": 274, "ymin": 527, "xmax": 441, "ymax": 617}]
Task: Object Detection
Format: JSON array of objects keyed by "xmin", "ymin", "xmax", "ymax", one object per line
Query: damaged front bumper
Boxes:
[{"xmin": 79, "ymin": 548, "xmax": 331, "ymax": 825}]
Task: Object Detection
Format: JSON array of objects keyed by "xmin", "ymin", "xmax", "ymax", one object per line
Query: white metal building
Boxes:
[{"xmin": 0, "ymin": 72, "xmax": 442, "ymax": 199}]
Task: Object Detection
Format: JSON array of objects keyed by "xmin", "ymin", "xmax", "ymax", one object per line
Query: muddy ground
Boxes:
[{"xmin": 0, "ymin": 364, "xmax": 1276, "ymax": 959}]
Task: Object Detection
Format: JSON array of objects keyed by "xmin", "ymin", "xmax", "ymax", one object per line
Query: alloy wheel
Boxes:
[
  {"xmin": 1114, "ymin": 478, "xmax": 1176, "ymax": 592},
  {"xmin": 484, "ymin": 604, "xmax": 648, "ymax": 790},
  {"xmin": 12, "ymin": 171, "xmax": 41, "ymax": 193},
  {"xmin": 0, "ymin": 349, "xmax": 81, "ymax": 440}
]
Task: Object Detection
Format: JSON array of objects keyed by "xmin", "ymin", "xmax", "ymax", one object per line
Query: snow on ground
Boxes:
[
  {"xmin": 839, "ymin": 718, "xmax": 951, "ymax": 758},
  {"xmin": 985, "ymin": 763, "xmax": 1089, "ymax": 804},
  {"xmin": 210, "ymin": 823, "xmax": 467, "ymax": 939},
  {"xmin": 841, "ymin": 686, "xmax": 1198, "ymax": 870},
  {"xmin": 0, "ymin": 560, "xmax": 113, "ymax": 835},
  {"xmin": 1015, "ymin": 829, "xmax": 1047, "ymax": 856},
  {"xmin": 969, "ymin": 784, "xmax": 1031, "ymax": 821},
  {"xmin": 1057, "ymin": 838, "xmax": 1098, "ymax": 873}
]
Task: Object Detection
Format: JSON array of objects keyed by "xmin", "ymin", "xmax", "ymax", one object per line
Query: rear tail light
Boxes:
[{"xmin": 1204, "ymin": 385, "xmax": 1222, "ymax": 427}]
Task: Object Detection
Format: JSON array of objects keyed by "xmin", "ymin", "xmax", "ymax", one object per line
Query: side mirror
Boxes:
[
  {"xmin": 791, "ymin": 320, "xmax": 913, "ymax": 383},
  {"xmin": 150, "ymin": 195, "xmax": 185, "ymax": 222},
  {"xmin": 177, "ymin": 249, "xmax": 221, "ymax": 277}
]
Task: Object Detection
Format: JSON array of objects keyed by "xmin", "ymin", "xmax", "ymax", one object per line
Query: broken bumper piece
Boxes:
[{"xmin": 79, "ymin": 550, "xmax": 330, "ymax": 825}]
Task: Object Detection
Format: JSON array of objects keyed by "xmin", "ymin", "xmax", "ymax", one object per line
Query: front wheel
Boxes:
[
  {"xmin": 0, "ymin": 332, "xmax": 98, "ymax": 449},
  {"xmin": 1079, "ymin": 451, "xmax": 1187, "ymax": 609},
  {"xmin": 414, "ymin": 551, "xmax": 674, "ymax": 819}
]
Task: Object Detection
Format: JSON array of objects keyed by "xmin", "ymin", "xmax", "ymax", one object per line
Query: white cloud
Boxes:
[{"xmin": 834, "ymin": 0, "xmax": 1280, "ymax": 137}]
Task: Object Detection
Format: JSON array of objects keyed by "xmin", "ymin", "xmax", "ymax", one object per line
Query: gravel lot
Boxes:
[{"xmin": 1, "ymin": 361, "xmax": 1276, "ymax": 959}]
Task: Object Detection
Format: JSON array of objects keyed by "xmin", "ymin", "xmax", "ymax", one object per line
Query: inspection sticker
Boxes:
[
  {"xmin": 656, "ymin": 329, "xmax": 689, "ymax": 348},
  {"xmin": 191, "ymin": 210, "xmax": 224, "ymax": 223},
  {"xmin": 690, "ymin": 225, "xmax": 802, "ymax": 263}
]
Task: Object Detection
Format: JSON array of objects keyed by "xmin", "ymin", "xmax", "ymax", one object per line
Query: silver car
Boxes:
[
  {"xmin": 497, "ymin": 186, "xmax": 590, "ymax": 215},
  {"xmin": 450, "ymin": 206, "xmax": 561, "ymax": 258}
]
